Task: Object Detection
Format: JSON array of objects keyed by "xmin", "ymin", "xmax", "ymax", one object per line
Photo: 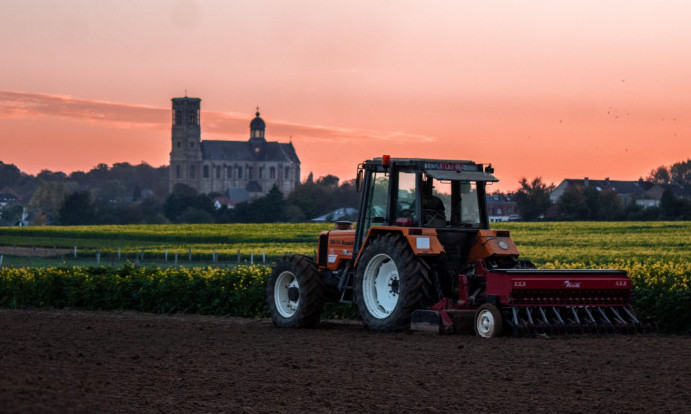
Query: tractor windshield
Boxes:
[{"xmin": 422, "ymin": 175, "xmax": 482, "ymax": 228}]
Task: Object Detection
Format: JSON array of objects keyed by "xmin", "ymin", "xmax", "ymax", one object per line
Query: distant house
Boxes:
[
  {"xmin": 212, "ymin": 196, "xmax": 235, "ymax": 210},
  {"xmin": 550, "ymin": 178, "xmax": 654, "ymax": 206},
  {"xmin": 637, "ymin": 183, "xmax": 691, "ymax": 208},
  {"xmin": 0, "ymin": 193, "xmax": 17, "ymax": 208},
  {"xmin": 485, "ymin": 194, "xmax": 519, "ymax": 222}
]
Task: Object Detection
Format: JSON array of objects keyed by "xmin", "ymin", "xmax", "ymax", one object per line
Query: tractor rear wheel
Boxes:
[
  {"xmin": 354, "ymin": 233, "xmax": 431, "ymax": 331},
  {"xmin": 474, "ymin": 303, "xmax": 503, "ymax": 338},
  {"xmin": 267, "ymin": 254, "xmax": 323, "ymax": 328}
]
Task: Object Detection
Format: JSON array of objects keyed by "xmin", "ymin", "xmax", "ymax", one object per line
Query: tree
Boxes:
[
  {"xmin": 163, "ymin": 184, "xmax": 214, "ymax": 223},
  {"xmin": 646, "ymin": 166, "xmax": 671, "ymax": 184},
  {"xmin": 0, "ymin": 162, "xmax": 22, "ymax": 188},
  {"xmin": 595, "ymin": 189, "xmax": 623, "ymax": 220},
  {"xmin": 557, "ymin": 185, "xmax": 588, "ymax": 220},
  {"xmin": 659, "ymin": 188, "xmax": 681, "ymax": 219},
  {"xmin": 59, "ymin": 191, "xmax": 96, "ymax": 225},
  {"xmin": 0, "ymin": 204, "xmax": 23, "ymax": 226},
  {"xmin": 29, "ymin": 182, "xmax": 70, "ymax": 220},
  {"xmin": 670, "ymin": 159, "xmax": 691, "ymax": 185},
  {"xmin": 513, "ymin": 177, "xmax": 554, "ymax": 221}
]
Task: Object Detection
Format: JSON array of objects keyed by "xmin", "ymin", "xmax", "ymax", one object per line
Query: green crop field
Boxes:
[
  {"xmin": 1, "ymin": 221, "xmax": 689, "ymax": 332},
  {"xmin": 1, "ymin": 221, "xmax": 689, "ymax": 263}
]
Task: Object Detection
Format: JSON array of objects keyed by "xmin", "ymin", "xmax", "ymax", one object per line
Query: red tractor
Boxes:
[{"xmin": 267, "ymin": 156, "xmax": 641, "ymax": 337}]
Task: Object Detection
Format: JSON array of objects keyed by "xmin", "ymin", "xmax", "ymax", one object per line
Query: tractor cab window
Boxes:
[
  {"xmin": 459, "ymin": 181, "xmax": 481, "ymax": 225},
  {"xmin": 362, "ymin": 171, "xmax": 389, "ymax": 233},
  {"xmin": 395, "ymin": 171, "xmax": 417, "ymax": 221},
  {"xmin": 423, "ymin": 178, "xmax": 450, "ymax": 227},
  {"xmin": 422, "ymin": 175, "xmax": 482, "ymax": 228}
]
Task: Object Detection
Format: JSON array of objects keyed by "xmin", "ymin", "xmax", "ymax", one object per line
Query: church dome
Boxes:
[{"xmin": 250, "ymin": 111, "xmax": 265, "ymax": 131}]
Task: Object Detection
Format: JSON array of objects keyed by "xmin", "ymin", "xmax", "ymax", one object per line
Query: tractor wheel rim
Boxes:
[
  {"xmin": 275, "ymin": 271, "xmax": 299, "ymax": 318},
  {"xmin": 477, "ymin": 309, "xmax": 495, "ymax": 338},
  {"xmin": 363, "ymin": 253, "xmax": 399, "ymax": 319}
]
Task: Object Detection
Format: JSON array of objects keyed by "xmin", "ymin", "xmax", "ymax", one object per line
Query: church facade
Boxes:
[{"xmin": 168, "ymin": 97, "xmax": 301, "ymax": 202}]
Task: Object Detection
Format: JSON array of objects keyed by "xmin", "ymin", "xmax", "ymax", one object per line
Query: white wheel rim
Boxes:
[
  {"xmin": 362, "ymin": 253, "xmax": 400, "ymax": 319},
  {"xmin": 477, "ymin": 309, "xmax": 495, "ymax": 338},
  {"xmin": 274, "ymin": 271, "xmax": 299, "ymax": 318}
]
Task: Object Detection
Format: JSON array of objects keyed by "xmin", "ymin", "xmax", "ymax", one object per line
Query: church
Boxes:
[{"xmin": 168, "ymin": 97, "xmax": 301, "ymax": 203}]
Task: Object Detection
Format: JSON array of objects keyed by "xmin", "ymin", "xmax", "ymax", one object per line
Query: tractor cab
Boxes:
[{"xmin": 353, "ymin": 156, "xmax": 498, "ymax": 263}]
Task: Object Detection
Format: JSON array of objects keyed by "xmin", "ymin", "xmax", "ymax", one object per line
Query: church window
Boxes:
[
  {"xmin": 248, "ymin": 167, "xmax": 253, "ymax": 179},
  {"xmin": 189, "ymin": 165, "xmax": 196, "ymax": 179},
  {"xmin": 270, "ymin": 167, "xmax": 276, "ymax": 179},
  {"xmin": 227, "ymin": 167, "xmax": 232, "ymax": 179},
  {"xmin": 216, "ymin": 166, "xmax": 221, "ymax": 179},
  {"xmin": 189, "ymin": 111, "xmax": 198, "ymax": 125},
  {"xmin": 259, "ymin": 167, "xmax": 264, "ymax": 179},
  {"xmin": 174, "ymin": 110, "xmax": 182, "ymax": 125},
  {"xmin": 176, "ymin": 165, "xmax": 181, "ymax": 178},
  {"xmin": 203, "ymin": 165, "xmax": 209, "ymax": 178},
  {"xmin": 285, "ymin": 167, "xmax": 290, "ymax": 179},
  {"xmin": 238, "ymin": 166, "xmax": 243, "ymax": 179},
  {"xmin": 177, "ymin": 141, "xmax": 181, "ymax": 148}
]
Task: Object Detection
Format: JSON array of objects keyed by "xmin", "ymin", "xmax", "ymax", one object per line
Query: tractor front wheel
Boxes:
[
  {"xmin": 474, "ymin": 303, "xmax": 503, "ymax": 338},
  {"xmin": 267, "ymin": 254, "xmax": 323, "ymax": 328},
  {"xmin": 355, "ymin": 233, "xmax": 431, "ymax": 331}
]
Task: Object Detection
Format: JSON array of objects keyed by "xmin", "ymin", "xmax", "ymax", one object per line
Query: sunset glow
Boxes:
[{"xmin": 1, "ymin": 1, "xmax": 690, "ymax": 192}]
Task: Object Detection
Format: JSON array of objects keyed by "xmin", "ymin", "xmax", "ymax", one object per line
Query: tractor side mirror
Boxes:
[{"xmin": 356, "ymin": 169, "xmax": 363, "ymax": 192}]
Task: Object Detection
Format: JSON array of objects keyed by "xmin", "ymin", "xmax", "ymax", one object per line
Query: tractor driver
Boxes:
[{"xmin": 421, "ymin": 177, "xmax": 447, "ymax": 227}]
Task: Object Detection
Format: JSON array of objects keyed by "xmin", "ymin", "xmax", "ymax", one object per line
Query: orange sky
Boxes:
[{"xmin": 1, "ymin": 1, "xmax": 690, "ymax": 193}]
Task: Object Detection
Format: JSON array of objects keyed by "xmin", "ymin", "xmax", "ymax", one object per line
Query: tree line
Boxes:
[
  {"xmin": 0, "ymin": 161, "xmax": 359, "ymax": 225},
  {"xmin": 510, "ymin": 159, "xmax": 691, "ymax": 221},
  {"xmin": 1, "ymin": 158, "xmax": 689, "ymax": 225}
]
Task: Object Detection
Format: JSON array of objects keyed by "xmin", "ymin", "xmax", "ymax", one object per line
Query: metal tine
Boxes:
[
  {"xmin": 526, "ymin": 307, "xmax": 535, "ymax": 325},
  {"xmin": 551, "ymin": 308, "xmax": 567, "ymax": 334},
  {"xmin": 597, "ymin": 307, "xmax": 612, "ymax": 324},
  {"xmin": 512, "ymin": 307, "xmax": 520, "ymax": 327},
  {"xmin": 570, "ymin": 307, "xmax": 581, "ymax": 324},
  {"xmin": 583, "ymin": 307, "xmax": 597, "ymax": 324},
  {"xmin": 623, "ymin": 306, "xmax": 641, "ymax": 324},
  {"xmin": 609, "ymin": 307, "xmax": 627, "ymax": 325},
  {"xmin": 595, "ymin": 307, "xmax": 616, "ymax": 334},
  {"xmin": 538, "ymin": 307, "xmax": 549, "ymax": 324}
]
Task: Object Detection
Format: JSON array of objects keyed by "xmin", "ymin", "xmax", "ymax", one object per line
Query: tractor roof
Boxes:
[{"xmin": 362, "ymin": 157, "xmax": 498, "ymax": 182}]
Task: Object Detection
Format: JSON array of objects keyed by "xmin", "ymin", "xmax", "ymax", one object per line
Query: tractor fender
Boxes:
[{"xmin": 354, "ymin": 226, "xmax": 445, "ymax": 267}]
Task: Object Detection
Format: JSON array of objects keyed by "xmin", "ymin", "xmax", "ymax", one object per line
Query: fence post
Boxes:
[
  {"xmin": 117, "ymin": 247, "xmax": 121, "ymax": 260},
  {"xmin": 212, "ymin": 250, "xmax": 216, "ymax": 263},
  {"xmin": 174, "ymin": 253, "xmax": 178, "ymax": 265},
  {"xmin": 262, "ymin": 251, "xmax": 266, "ymax": 264},
  {"xmin": 0, "ymin": 255, "xmax": 3, "ymax": 267},
  {"xmin": 250, "ymin": 252, "xmax": 254, "ymax": 265},
  {"xmin": 96, "ymin": 248, "xmax": 100, "ymax": 265},
  {"xmin": 188, "ymin": 248, "xmax": 192, "ymax": 262},
  {"xmin": 140, "ymin": 248, "xmax": 145, "ymax": 262},
  {"xmin": 165, "ymin": 248, "xmax": 168, "ymax": 262},
  {"xmin": 74, "ymin": 246, "xmax": 77, "ymax": 259},
  {"xmin": 237, "ymin": 249, "xmax": 241, "ymax": 264}
]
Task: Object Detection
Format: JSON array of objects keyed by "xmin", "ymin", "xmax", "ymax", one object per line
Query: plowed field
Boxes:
[{"xmin": 1, "ymin": 309, "xmax": 689, "ymax": 413}]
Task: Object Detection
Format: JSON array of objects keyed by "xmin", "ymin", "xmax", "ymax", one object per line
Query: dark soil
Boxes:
[{"xmin": 1, "ymin": 309, "xmax": 689, "ymax": 413}]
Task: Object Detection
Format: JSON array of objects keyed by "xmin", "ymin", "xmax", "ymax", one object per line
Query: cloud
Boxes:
[
  {"xmin": 0, "ymin": 90, "xmax": 169, "ymax": 129},
  {"xmin": 0, "ymin": 90, "xmax": 436, "ymax": 144}
]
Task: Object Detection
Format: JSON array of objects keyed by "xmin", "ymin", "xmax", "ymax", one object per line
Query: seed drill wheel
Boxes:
[
  {"xmin": 474, "ymin": 303, "xmax": 503, "ymax": 338},
  {"xmin": 354, "ymin": 233, "xmax": 431, "ymax": 332},
  {"xmin": 267, "ymin": 254, "xmax": 323, "ymax": 328}
]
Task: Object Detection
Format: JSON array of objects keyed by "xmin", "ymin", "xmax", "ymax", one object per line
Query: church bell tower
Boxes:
[{"xmin": 169, "ymin": 97, "xmax": 202, "ymax": 192}]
